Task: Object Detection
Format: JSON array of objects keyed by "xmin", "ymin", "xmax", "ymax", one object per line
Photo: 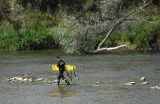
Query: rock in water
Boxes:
[
  {"xmin": 124, "ymin": 82, "xmax": 135, "ymax": 86},
  {"xmin": 28, "ymin": 78, "xmax": 34, "ymax": 82},
  {"xmin": 140, "ymin": 82, "xmax": 148, "ymax": 85},
  {"xmin": 155, "ymin": 86, "xmax": 160, "ymax": 90},
  {"xmin": 150, "ymin": 86, "xmax": 160, "ymax": 90},
  {"xmin": 11, "ymin": 76, "xmax": 23, "ymax": 81},
  {"xmin": 150, "ymin": 86, "xmax": 155, "ymax": 89},
  {"xmin": 96, "ymin": 81, "xmax": 101, "ymax": 85},
  {"xmin": 53, "ymin": 79, "xmax": 59, "ymax": 83},
  {"xmin": 36, "ymin": 78, "xmax": 44, "ymax": 81},
  {"xmin": 140, "ymin": 77, "xmax": 145, "ymax": 81},
  {"xmin": 75, "ymin": 77, "xmax": 79, "ymax": 80}
]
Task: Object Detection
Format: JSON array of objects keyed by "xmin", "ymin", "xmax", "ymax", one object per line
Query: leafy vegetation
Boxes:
[
  {"xmin": 50, "ymin": 16, "xmax": 87, "ymax": 54},
  {"xmin": 103, "ymin": 16, "xmax": 160, "ymax": 50},
  {"xmin": 0, "ymin": 5, "xmax": 56, "ymax": 50},
  {"xmin": 121, "ymin": 17, "xmax": 160, "ymax": 50},
  {"xmin": 0, "ymin": 0, "xmax": 160, "ymax": 54}
]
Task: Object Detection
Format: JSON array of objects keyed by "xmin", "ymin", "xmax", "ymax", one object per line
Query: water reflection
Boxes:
[{"xmin": 49, "ymin": 85, "xmax": 75, "ymax": 97}]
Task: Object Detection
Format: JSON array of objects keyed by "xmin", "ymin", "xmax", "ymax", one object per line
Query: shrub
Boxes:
[
  {"xmin": 50, "ymin": 16, "xmax": 87, "ymax": 54},
  {"xmin": 121, "ymin": 18, "xmax": 160, "ymax": 50},
  {"xmin": 0, "ymin": 27, "xmax": 18, "ymax": 50}
]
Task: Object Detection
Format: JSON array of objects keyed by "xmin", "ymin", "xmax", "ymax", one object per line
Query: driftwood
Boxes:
[{"xmin": 93, "ymin": 2, "xmax": 151, "ymax": 53}]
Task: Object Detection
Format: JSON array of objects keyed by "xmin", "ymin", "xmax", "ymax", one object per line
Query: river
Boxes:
[{"xmin": 0, "ymin": 50, "xmax": 160, "ymax": 104}]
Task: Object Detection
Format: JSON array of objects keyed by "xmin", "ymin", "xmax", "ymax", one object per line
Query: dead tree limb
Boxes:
[{"xmin": 93, "ymin": 1, "xmax": 151, "ymax": 53}]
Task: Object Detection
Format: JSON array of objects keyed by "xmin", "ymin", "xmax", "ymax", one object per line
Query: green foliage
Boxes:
[
  {"xmin": 121, "ymin": 17, "xmax": 160, "ymax": 50},
  {"xmin": 1, "ymin": 0, "xmax": 160, "ymax": 53},
  {"xmin": 103, "ymin": 33, "xmax": 121, "ymax": 47},
  {"xmin": 100, "ymin": 0, "xmax": 121, "ymax": 20},
  {"xmin": 50, "ymin": 16, "xmax": 86, "ymax": 54},
  {"xmin": 0, "ymin": 26, "xmax": 53, "ymax": 50},
  {"xmin": 84, "ymin": 36, "xmax": 102, "ymax": 53},
  {"xmin": 0, "ymin": 6, "xmax": 56, "ymax": 50},
  {"xmin": 21, "ymin": 9, "xmax": 54, "ymax": 50},
  {"xmin": 18, "ymin": 27, "xmax": 52, "ymax": 50},
  {"xmin": 0, "ymin": 27, "xmax": 18, "ymax": 50}
]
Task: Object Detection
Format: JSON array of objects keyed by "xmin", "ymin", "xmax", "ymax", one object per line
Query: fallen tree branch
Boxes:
[
  {"xmin": 93, "ymin": 1, "xmax": 151, "ymax": 53},
  {"xmin": 93, "ymin": 44, "xmax": 127, "ymax": 53}
]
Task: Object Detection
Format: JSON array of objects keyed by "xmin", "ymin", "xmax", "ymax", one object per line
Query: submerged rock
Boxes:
[
  {"xmin": 5, "ymin": 78, "xmax": 12, "ymax": 82},
  {"xmin": 41, "ymin": 78, "xmax": 53, "ymax": 84}
]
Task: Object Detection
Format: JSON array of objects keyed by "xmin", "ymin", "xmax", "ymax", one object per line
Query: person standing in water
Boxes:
[{"xmin": 56, "ymin": 56, "xmax": 70, "ymax": 85}]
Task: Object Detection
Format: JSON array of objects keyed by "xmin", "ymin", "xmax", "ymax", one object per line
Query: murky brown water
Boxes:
[{"xmin": 0, "ymin": 50, "xmax": 160, "ymax": 104}]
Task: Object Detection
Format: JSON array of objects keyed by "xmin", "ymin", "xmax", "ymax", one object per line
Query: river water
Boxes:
[{"xmin": 0, "ymin": 50, "xmax": 160, "ymax": 104}]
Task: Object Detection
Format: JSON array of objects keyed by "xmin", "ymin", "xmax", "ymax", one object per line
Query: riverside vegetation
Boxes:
[{"xmin": 0, "ymin": 0, "xmax": 160, "ymax": 54}]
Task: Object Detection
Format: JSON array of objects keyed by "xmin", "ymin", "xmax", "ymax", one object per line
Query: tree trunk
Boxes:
[{"xmin": 93, "ymin": 1, "xmax": 151, "ymax": 53}]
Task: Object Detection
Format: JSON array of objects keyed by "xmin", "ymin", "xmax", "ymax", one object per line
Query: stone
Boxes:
[
  {"xmin": 140, "ymin": 77, "xmax": 145, "ymax": 81},
  {"xmin": 140, "ymin": 82, "xmax": 148, "ymax": 85},
  {"xmin": 155, "ymin": 86, "xmax": 160, "ymax": 90},
  {"xmin": 53, "ymin": 79, "xmax": 58, "ymax": 83},
  {"xmin": 36, "ymin": 78, "xmax": 44, "ymax": 81},
  {"xmin": 96, "ymin": 81, "xmax": 101, "ymax": 85},
  {"xmin": 150, "ymin": 86, "xmax": 160, "ymax": 90},
  {"xmin": 28, "ymin": 78, "xmax": 34, "ymax": 82},
  {"xmin": 150, "ymin": 86, "xmax": 155, "ymax": 89},
  {"xmin": 125, "ymin": 82, "xmax": 135, "ymax": 86}
]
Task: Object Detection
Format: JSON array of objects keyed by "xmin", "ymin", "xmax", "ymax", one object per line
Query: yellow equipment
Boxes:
[{"xmin": 52, "ymin": 64, "xmax": 76, "ymax": 71}]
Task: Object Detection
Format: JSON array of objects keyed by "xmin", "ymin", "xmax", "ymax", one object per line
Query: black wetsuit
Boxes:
[{"xmin": 57, "ymin": 59, "xmax": 66, "ymax": 83}]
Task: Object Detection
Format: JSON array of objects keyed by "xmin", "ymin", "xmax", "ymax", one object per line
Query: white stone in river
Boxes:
[
  {"xmin": 11, "ymin": 76, "xmax": 23, "ymax": 81},
  {"xmin": 96, "ymin": 81, "xmax": 101, "ymax": 85},
  {"xmin": 140, "ymin": 77, "xmax": 145, "ymax": 81},
  {"xmin": 36, "ymin": 78, "xmax": 44, "ymax": 81},
  {"xmin": 53, "ymin": 79, "xmax": 58, "ymax": 83},
  {"xmin": 23, "ymin": 78, "xmax": 28, "ymax": 81},
  {"xmin": 16, "ymin": 77, "xmax": 23, "ymax": 81},
  {"xmin": 150, "ymin": 86, "xmax": 155, "ymax": 89},
  {"xmin": 150, "ymin": 86, "xmax": 160, "ymax": 90},
  {"xmin": 140, "ymin": 82, "xmax": 148, "ymax": 85},
  {"xmin": 155, "ymin": 86, "xmax": 160, "ymax": 90},
  {"xmin": 124, "ymin": 82, "xmax": 135, "ymax": 86},
  {"xmin": 28, "ymin": 78, "xmax": 33, "ymax": 82},
  {"xmin": 125, "ymin": 83, "xmax": 133, "ymax": 86},
  {"xmin": 128, "ymin": 82, "xmax": 135, "ymax": 84}
]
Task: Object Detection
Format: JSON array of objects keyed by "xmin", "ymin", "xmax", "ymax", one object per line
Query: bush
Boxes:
[
  {"xmin": 50, "ymin": 16, "xmax": 87, "ymax": 54},
  {"xmin": 17, "ymin": 27, "xmax": 53, "ymax": 50},
  {"xmin": 0, "ymin": 7, "xmax": 56, "ymax": 51},
  {"xmin": 84, "ymin": 35, "xmax": 102, "ymax": 53},
  {"xmin": 0, "ymin": 27, "xmax": 19, "ymax": 50},
  {"xmin": 121, "ymin": 18, "xmax": 160, "ymax": 50}
]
